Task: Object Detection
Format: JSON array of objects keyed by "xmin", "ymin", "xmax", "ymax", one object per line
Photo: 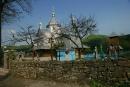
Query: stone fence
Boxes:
[{"xmin": 10, "ymin": 59, "xmax": 130, "ymax": 85}]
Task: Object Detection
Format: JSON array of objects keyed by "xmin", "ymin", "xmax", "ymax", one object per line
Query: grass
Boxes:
[
  {"xmin": 90, "ymin": 80, "xmax": 130, "ymax": 87},
  {"xmin": 90, "ymin": 80, "xmax": 108, "ymax": 87}
]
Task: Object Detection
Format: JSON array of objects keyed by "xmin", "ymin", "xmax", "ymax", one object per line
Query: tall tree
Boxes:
[
  {"xmin": 0, "ymin": 0, "xmax": 32, "ymax": 65},
  {"xmin": 1, "ymin": 0, "xmax": 32, "ymax": 24},
  {"xmin": 0, "ymin": 0, "xmax": 32, "ymax": 47},
  {"xmin": 59, "ymin": 15, "xmax": 96, "ymax": 59},
  {"xmin": 70, "ymin": 15, "xmax": 96, "ymax": 49}
]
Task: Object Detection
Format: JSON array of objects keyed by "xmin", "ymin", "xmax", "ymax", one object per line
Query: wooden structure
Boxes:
[
  {"xmin": 108, "ymin": 35, "xmax": 120, "ymax": 46},
  {"xmin": 107, "ymin": 35, "xmax": 120, "ymax": 58}
]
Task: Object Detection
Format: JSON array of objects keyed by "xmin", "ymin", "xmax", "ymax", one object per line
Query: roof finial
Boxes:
[{"xmin": 52, "ymin": 7, "xmax": 55, "ymax": 17}]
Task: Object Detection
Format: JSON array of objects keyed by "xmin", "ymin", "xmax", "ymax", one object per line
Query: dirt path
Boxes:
[
  {"xmin": 0, "ymin": 68, "xmax": 9, "ymax": 80},
  {"xmin": 0, "ymin": 68, "xmax": 90, "ymax": 87},
  {"xmin": 24, "ymin": 80, "xmax": 90, "ymax": 87},
  {"xmin": 0, "ymin": 75, "xmax": 90, "ymax": 87}
]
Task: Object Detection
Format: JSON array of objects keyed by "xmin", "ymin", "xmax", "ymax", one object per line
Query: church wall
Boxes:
[
  {"xmin": 57, "ymin": 50, "xmax": 75, "ymax": 61},
  {"xmin": 36, "ymin": 49, "xmax": 55, "ymax": 57}
]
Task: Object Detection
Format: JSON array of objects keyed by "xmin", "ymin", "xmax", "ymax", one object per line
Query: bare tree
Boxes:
[
  {"xmin": 11, "ymin": 25, "xmax": 36, "ymax": 59},
  {"xmin": 59, "ymin": 15, "xmax": 97, "ymax": 59},
  {"xmin": 71, "ymin": 15, "xmax": 96, "ymax": 47},
  {"xmin": 47, "ymin": 31, "xmax": 65, "ymax": 61},
  {"xmin": 13, "ymin": 26, "xmax": 36, "ymax": 45}
]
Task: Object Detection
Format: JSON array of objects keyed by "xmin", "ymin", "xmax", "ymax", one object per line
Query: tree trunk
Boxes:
[
  {"xmin": 32, "ymin": 47, "xmax": 35, "ymax": 60},
  {"xmin": 50, "ymin": 38, "xmax": 53, "ymax": 61},
  {"xmin": 78, "ymin": 49, "xmax": 81, "ymax": 59},
  {"xmin": 1, "ymin": 2, "xmax": 8, "ymax": 48},
  {"xmin": 0, "ymin": 15, "xmax": 1, "ymax": 49},
  {"xmin": 51, "ymin": 50, "xmax": 53, "ymax": 61},
  {"xmin": 31, "ymin": 43, "xmax": 35, "ymax": 60},
  {"xmin": 55, "ymin": 50, "xmax": 57, "ymax": 61},
  {"xmin": 59, "ymin": 51, "xmax": 60, "ymax": 61},
  {"xmin": 77, "ymin": 37, "xmax": 84, "ymax": 59},
  {"xmin": 32, "ymin": 49, "xmax": 35, "ymax": 60},
  {"xmin": 0, "ymin": 4, "xmax": 3, "ymax": 48}
]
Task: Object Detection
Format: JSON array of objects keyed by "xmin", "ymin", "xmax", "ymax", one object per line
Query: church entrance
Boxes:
[{"xmin": 57, "ymin": 49, "xmax": 75, "ymax": 61}]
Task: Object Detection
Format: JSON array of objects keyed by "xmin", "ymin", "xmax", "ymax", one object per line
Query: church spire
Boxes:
[
  {"xmin": 49, "ymin": 8, "xmax": 57, "ymax": 25},
  {"xmin": 52, "ymin": 8, "xmax": 55, "ymax": 17},
  {"xmin": 36, "ymin": 22, "xmax": 42, "ymax": 36},
  {"xmin": 47, "ymin": 8, "xmax": 61, "ymax": 28}
]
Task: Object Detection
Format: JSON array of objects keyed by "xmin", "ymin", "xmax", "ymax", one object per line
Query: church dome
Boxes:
[{"xmin": 46, "ymin": 10, "xmax": 61, "ymax": 28}]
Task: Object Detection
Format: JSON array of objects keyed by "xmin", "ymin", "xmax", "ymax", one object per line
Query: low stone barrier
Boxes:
[{"xmin": 10, "ymin": 59, "xmax": 130, "ymax": 85}]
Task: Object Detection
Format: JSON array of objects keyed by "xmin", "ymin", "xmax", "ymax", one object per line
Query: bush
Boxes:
[
  {"xmin": 7, "ymin": 50, "xmax": 16, "ymax": 60},
  {"xmin": 90, "ymin": 80, "xmax": 108, "ymax": 87}
]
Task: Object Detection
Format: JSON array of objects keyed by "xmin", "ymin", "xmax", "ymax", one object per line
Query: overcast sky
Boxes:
[{"xmin": 2, "ymin": 0, "xmax": 130, "ymax": 44}]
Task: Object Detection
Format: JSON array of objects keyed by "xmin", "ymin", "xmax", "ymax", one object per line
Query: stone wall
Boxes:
[{"xmin": 10, "ymin": 59, "xmax": 130, "ymax": 85}]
